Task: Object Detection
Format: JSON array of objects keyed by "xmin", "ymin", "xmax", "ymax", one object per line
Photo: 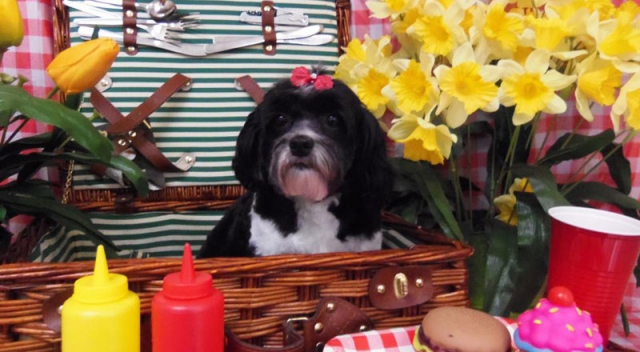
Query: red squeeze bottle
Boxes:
[{"xmin": 152, "ymin": 243, "xmax": 224, "ymax": 352}]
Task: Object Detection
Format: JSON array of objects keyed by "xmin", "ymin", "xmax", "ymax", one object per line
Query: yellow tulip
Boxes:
[
  {"xmin": 0, "ymin": 0, "xmax": 24, "ymax": 52},
  {"xmin": 46, "ymin": 38, "xmax": 120, "ymax": 95}
]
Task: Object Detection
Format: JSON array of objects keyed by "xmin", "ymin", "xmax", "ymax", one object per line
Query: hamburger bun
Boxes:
[{"xmin": 413, "ymin": 306, "xmax": 511, "ymax": 352}]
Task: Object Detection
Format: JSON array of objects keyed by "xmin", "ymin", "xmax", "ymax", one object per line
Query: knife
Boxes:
[
  {"xmin": 203, "ymin": 24, "xmax": 323, "ymax": 54},
  {"xmin": 78, "ymin": 26, "xmax": 209, "ymax": 56}
]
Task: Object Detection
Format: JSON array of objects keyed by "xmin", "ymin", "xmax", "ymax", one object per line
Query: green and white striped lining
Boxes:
[
  {"xmin": 30, "ymin": 212, "xmax": 416, "ymax": 262},
  {"xmin": 68, "ymin": 0, "xmax": 340, "ymax": 189},
  {"xmin": 30, "ymin": 211, "xmax": 225, "ymax": 261}
]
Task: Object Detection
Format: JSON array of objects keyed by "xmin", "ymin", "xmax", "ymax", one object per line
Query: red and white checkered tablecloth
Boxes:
[
  {"xmin": 324, "ymin": 318, "xmax": 519, "ymax": 352},
  {"xmin": 2, "ymin": 0, "xmax": 639, "ymax": 349}
]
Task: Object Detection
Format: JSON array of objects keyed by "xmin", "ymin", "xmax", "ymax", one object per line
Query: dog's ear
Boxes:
[
  {"xmin": 232, "ymin": 110, "xmax": 265, "ymax": 190},
  {"xmin": 346, "ymin": 104, "xmax": 394, "ymax": 208}
]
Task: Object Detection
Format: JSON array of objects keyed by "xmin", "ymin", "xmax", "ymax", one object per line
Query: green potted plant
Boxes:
[{"xmin": 0, "ymin": 0, "xmax": 148, "ymax": 262}]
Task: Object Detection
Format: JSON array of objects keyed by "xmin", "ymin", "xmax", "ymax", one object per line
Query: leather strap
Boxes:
[
  {"xmin": 260, "ymin": 1, "xmax": 277, "ymax": 56},
  {"xmin": 89, "ymin": 73, "xmax": 193, "ymax": 173},
  {"xmin": 122, "ymin": 0, "xmax": 138, "ymax": 55},
  {"xmin": 236, "ymin": 75, "xmax": 265, "ymax": 104},
  {"xmin": 225, "ymin": 297, "xmax": 373, "ymax": 352}
]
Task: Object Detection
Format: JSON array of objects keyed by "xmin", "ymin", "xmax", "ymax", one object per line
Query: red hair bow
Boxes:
[{"xmin": 290, "ymin": 66, "xmax": 334, "ymax": 90}]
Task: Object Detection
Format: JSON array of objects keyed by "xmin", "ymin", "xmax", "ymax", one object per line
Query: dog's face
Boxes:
[{"xmin": 233, "ymin": 78, "xmax": 391, "ymax": 203}]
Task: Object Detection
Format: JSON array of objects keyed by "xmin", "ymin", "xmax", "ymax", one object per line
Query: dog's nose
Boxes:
[{"xmin": 289, "ymin": 135, "xmax": 314, "ymax": 157}]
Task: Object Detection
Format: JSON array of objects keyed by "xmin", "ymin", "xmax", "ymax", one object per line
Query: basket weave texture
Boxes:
[{"xmin": 0, "ymin": 214, "xmax": 472, "ymax": 351}]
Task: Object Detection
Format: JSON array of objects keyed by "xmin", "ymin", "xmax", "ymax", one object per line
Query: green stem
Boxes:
[
  {"xmin": 560, "ymin": 118, "xmax": 584, "ymax": 149},
  {"xmin": 488, "ymin": 125, "xmax": 522, "ymax": 217},
  {"xmin": 467, "ymin": 126, "xmax": 473, "ymax": 223},
  {"xmin": 561, "ymin": 130, "xmax": 637, "ymax": 195},
  {"xmin": 525, "ymin": 113, "xmax": 541, "ymax": 152},
  {"xmin": 46, "ymin": 86, "xmax": 60, "ymax": 100},
  {"xmin": 621, "ymin": 303, "xmax": 630, "ymax": 336},
  {"xmin": 0, "ymin": 49, "xmax": 5, "ymax": 65}
]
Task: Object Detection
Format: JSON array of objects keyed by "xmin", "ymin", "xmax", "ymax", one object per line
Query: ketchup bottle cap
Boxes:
[{"xmin": 162, "ymin": 243, "xmax": 214, "ymax": 299}]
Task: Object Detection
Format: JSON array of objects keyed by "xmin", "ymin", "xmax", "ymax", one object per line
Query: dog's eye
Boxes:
[
  {"xmin": 273, "ymin": 115, "xmax": 289, "ymax": 128},
  {"xmin": 325, "ymin": 115, "xmax": 340, "ymax": 128}
]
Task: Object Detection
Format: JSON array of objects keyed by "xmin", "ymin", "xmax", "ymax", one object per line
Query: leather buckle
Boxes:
[{"xmin": 368, "ymin": 266, "xmax": 433, "ymax": 310}]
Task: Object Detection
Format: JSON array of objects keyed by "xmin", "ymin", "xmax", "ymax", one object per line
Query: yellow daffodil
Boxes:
[
  {"xmin": 587, "ymin": 12, "xmax": 640, "ymax": 72},
  {"xmin": 612, "ymin": 72, "xmax": 640, "ymax": 131},
  {"xmin": 388, "ymin": 113, "xmax": 458, "ymax": 165},
  {"xmin": 384, "ymin": 52, "xmax": 439, "ymax": 116},
  {"xmin": 335, "ymin": 35, "xmax": 395, "ymax": 86},
  {"xmin": 356, "ymin": 69, "xmax": 393, "ymax": 118},
  {"xmin": 46, "ymin": 38, "xmax": 120, "ymax": 95},
  {"xmin": 470, "ymin": 0, "xmax": 525, "ymax": 63},
  {"xmin": 574, "ymin": 53, "xmax": 622, "ymax": 122},
  {"xmin": 408, "ymin": 0, "xmax": 467, "ymax": 57},
  {"xmin": 498, "ymin": 49, "xmax": 576, "ymax": 125},
  {"xmin": 616, "ymin": 1, "xmax": 640, "ymax": 24},
  {"xmin": 434, "ymin": 42, "xmax": 501, "ymax": 128},
  {"xmin": 529, "ymin": 16, "xmax": 568, "ymax": 51},
  {"xmin": 0, "ymin": 0, "xmax": 24, "ymax": 53},
  {"xmin": 367, "ymin": 0, "xmax": 418, "ymax": 20},
  {"xmin": 494, "ymin": 177, "xmax": 533, "ymax": 225}
]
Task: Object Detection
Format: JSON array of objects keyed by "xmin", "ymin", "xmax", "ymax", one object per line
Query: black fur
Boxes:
[{"xmin": 198, "ymin": 78, "xmax": 393, "ymax": 258}]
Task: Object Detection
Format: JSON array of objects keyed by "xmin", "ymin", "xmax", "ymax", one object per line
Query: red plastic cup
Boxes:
[{"xmin": 548, "ymin": 206, "xmax": 640, "ymax": 343}]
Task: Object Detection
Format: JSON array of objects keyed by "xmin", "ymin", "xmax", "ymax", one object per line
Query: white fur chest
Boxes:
[{"xmin": 248, "ymin": 195, "xmax": 382, "ymax": 256}]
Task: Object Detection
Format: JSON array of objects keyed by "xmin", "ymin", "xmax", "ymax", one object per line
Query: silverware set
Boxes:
[{"xmin": 65, "ymin": 0, "xmax": 334, "ymax": 56}]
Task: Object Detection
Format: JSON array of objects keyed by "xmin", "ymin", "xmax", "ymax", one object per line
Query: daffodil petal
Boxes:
[
  {"xmin": 575, "ymin": 91, "xmax": 594, "ymax": 122},
  {"xmin": 543, "ymin": 94, "xmax": 567, "ymax": 114},
  {"xmin": 479, "ymin": 65, "xmax": 502, "ymax": 82},
  {"xmin": 525, "ymin": 49, "xmax": 551, "ymax": 75},
  {"xmin": 497, "ymin": 59, "xmax": 525, "ymax": 78},
  {"xmin": 436, "ymin": 91, "xmax": 453, "ymax": 115},
  {"xmin": 452, "ymin": 42, "xmax": 475, "ymax": 66},
  {"xmin": 541, "ymin": 70, "xmax": 576, "ymax": 90},
  {"xmin": 550, "ymin": 50, "xmax": 588, "ymax": 61},
  {"xmin": 444, "ymin": 98, "xmax": 468, "ymax": 128},
  {"xmin": 611, "ymin": 59, "xmax": 640, "ymax": 74},
  {"xmin": 366, "ymin": 2, "xmax": 393, "ymax": 19},
  {"xmin": 512, "ymin": 111, "xmax": 535, "ymax": 125},
  {"xmin": 482, "ymin": 96, "xmax": 500, "ymax": 112},
  {"xmin": 388, "ymin": 116, "xmax": 420, "ymax": 140}
]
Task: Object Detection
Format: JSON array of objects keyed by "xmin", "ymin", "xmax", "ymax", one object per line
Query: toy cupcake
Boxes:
[{"xmin": 514, "ymin": 286, "xmax": 604, "ymax": 352}]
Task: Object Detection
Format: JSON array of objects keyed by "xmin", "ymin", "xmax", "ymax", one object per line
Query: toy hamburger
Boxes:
[{"xmin": 413, "ymin": 306, "xmax": 511, "ymax": 352}]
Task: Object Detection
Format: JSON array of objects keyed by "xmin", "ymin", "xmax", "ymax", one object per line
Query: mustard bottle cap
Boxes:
[
  {"xmin": 73, "ymin": 245, "xmax": 129, "ymax": 303},
  {"xmin": 162, "ymin": 243, "xmax": 214, "ymax": 300}
]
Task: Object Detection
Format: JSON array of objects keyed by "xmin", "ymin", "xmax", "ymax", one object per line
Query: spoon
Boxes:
[
  {"xmin": 146, "ymin": 0, "xmax": 176, "ymax": 21},
  {"xmin": 86, "ymin": 0, "xmax": 180, "ymax": 22}
]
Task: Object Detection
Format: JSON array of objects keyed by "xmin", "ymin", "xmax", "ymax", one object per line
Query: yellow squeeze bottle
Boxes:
[{"xmin": 61, "ymin": 245, "xmax": 140, "ymax": 352}]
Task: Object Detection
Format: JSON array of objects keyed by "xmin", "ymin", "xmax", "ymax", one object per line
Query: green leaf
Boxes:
[
  {"xmin": 601, "ymin": 142, "xmax": 632, "ymax": 194},
  {"xmin": 467, "ymin": 231, "xmax": 489, "ymax": 310},
  {"xmin": 507, "ymin": 192, "xmax": 550, "ymax": 315},
  {"xmin": 0, "ymin": 85, "xmax": 112, "ymax": 161},
  {"xmin": 388, "ymin": 158, "xmax": 464, "ymax": 241},
  {"xmin": 511, "ymin": 164, "xmax": 570, "ymax": 211},
  {"xmin": 0, "ymin": 190, "xmax": 119, "ymax": 251},
  {"xmin": 63, "ymin": 93, "xmax": 84, "ymax": 111},
  {"xmin": 0, "ymin": 206, "xmax": 6, "ymax": 221},
  {"xmin": 538, "ymin": 130, "xmax": 615, "ymax": 167},
  {"xmin": 564, "ymin": 182, "xmax": 640, "ymax": 210},
  {"xmin": 483, "ymin": 219, "xmax": 518, "ymax": 316}
]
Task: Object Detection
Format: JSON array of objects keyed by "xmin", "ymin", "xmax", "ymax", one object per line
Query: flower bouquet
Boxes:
[
  {"xmin": 0, "ymin": 0, "xmax": 147, "ymax": 262},
  {"xmin": 336, "ymin": 0, "xmax": 640, "ymax": 320}
]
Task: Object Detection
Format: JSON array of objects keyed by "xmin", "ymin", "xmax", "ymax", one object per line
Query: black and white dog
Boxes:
[{"xmin": 198, "ymin": 68, "xmax": 393, "ymax": 257}]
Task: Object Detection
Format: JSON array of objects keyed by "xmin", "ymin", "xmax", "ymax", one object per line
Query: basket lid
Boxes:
[{"xmin": 162, "ymin": 243, "xmax": 214, "ymax": 299}]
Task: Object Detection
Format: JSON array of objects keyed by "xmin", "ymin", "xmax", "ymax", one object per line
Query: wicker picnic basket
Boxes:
[{"xmin": 0, "ymin": 0, "xmax": 473, "ymax": 351}]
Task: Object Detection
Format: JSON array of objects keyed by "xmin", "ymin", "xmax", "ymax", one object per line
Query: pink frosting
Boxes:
[{"xmin": 516, "ymin": 298, "xmax": 603, "ymax": 351}]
